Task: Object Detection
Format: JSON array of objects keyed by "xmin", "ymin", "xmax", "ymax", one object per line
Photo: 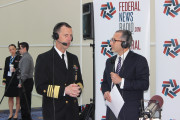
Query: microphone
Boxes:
[
  {"xmin": 111, "ymin": 57, "xmax": 116, "ymax": 64},
  {"xmin": 56, "ymin": 40, "xmax": 68, "ymax": 46},
  {"xmin": 17, "ymin": 41, "xmax": 20, "ymax": 49},
  {"xmin": 111, "ymin": 57, "xmax": 116, "ymax": 72},
  {"xmin": 16, "ymin": 41, "xmax": 21, "ymax": 56},
  {"xmin": 143, "ymin": 95, "xmax": 164, "ymax": 119}
]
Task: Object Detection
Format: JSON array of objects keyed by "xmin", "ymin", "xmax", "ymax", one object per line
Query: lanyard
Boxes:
[{"xmin": 9, "ymin": 56, "xmax": 16, "ymax": 71}]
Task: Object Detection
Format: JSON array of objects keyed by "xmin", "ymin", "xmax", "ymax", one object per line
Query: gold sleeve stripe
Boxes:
[
  {"xmin": 77, "ymin": 83, "xmax": 83, "ymax": 90},
  {"xmin": 3, "ymin": 78, "xmax": 6, "ymax": 81},
  {"xmin": 47, "ymin": 85, "xmax": 53, "ymax": 97},
  {"xmin": 50, "ymin": 85, "xmax": 54, "ymax": 97},
  {"xmin": 47, "ymin": 85, "xmax": 60, "ymax": 98},
  {"xmin": 53, "ymin": 85, "xmax": 60, "ymax": 98},
  {"xmin": 47, "ymin": 85, "xmax": 51, "ymax": 97}
]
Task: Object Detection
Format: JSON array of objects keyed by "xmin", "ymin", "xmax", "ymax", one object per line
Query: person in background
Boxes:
[
  {"xmin": 2, "ymin": 44, "xmax": 21, "ymax": 120},
  {"xmin": 18, "ymin": 42, "xmax": 34, "ymax": 120}
]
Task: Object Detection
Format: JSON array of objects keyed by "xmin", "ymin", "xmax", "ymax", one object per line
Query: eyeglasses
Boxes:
[{"xmin": 110, "ymin": 38, "xmax": 123, "ymax": 43}]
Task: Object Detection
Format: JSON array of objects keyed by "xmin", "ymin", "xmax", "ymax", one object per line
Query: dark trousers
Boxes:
[
  {"xmin": 106, "ymin": 101, "xmax": 140, "ymax": 120},
  {"xmin": 19, "ymin": 78, "xmax": 34, "ymax": 120},
  {"xmin": 107, "ymin": 107, "xmax": 120, "ymax": 120}
]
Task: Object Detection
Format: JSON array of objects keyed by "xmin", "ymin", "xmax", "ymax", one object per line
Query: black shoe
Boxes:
[
  {"xmin": 13, "ymin": 118, "xmax": 18, "ymax": 120},
  {"xmin": 8, "ymin": 117, "xmax": 12, "ymax": 120}
]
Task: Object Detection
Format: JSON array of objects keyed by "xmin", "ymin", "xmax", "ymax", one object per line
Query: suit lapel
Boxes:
[
  {"xmin": 66, "ymin": 52, "xmax": 75, "ymax": 83},
  {"xmin": 67, "ymin": 52, "xmax": 73, "ymax": 71},
  {"xmin": 119, "ymin": 51, "xmax": 134, "ymax": 76},
  {"xmin": 52, "ymin": 48, "xmax": 67, "ymax": 73}
]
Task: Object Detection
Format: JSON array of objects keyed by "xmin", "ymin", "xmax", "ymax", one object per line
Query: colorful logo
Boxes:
[
  {"xmin": 162, "ymin": 79, "xmax": 180, "ymax": 98},
  {"xmin": 100, "ymin": 2, "xmax": 116, "ymax": 20},
  {"xmin": 163, "ymin": 0, "xmax": 180, "ymax": 18},
  {"xmin": 101, "ymin": 40, "xmax": 114, "ymax": 58},
  {"xmin": 101, "ymin": 115, "xmax": 106, "ymax": 120},
  {"xmin": 163, "ymin": 39, "xmax": 180, "ymax": 58}
]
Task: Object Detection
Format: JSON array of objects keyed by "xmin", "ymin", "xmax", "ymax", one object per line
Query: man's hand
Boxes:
[
  {"xmin": 104, "ymin": 91, "xmax": 111, "ymax": 102},
  {"xmin": 2, "ymin": 82, "xmax": 6, "ymax": 85},
  {"xmin": 110, "ymin": 72, "xmax": 122, "ymax": 84},
  {"xmin": 18, "ymin": 84, "xmax": 22, "ymax": 88},
  {"xmin": 65, "ymin": 84, "xmax": 81, "ymax": 98},
  {"xmin": 12, "ymin": 68, "xmax": 16, "ymax": 72}
]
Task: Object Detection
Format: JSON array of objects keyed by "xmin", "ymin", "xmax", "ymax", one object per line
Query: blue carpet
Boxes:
[{"xmin": 0, "ymin": 108, "xmax": 43, "ymax": 120}]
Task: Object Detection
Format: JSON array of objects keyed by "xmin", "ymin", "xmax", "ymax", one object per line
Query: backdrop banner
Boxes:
[
  {"xmin": 94, "ymin": 0, "xmax": 150, "ymax": 119},
  {"xmin": 156, "ymin": 0, "xmax": 180, "ymax": 119}
]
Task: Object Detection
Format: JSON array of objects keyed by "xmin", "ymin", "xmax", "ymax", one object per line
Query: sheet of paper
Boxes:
[
  {"xmin": 8, "ymin": 71, "xmax": 12, "ymax": 77},
  {"xmin": 105, "ymin": 85, "xmax": 124, "ymax": 118}
]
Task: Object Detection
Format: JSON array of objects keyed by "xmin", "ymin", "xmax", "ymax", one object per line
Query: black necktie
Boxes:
[
  {"xmin": 62, "ymin": 54, "xmax": 67, "ymax": 69},
  {"xmin": 62, "ymin": 54, "xmax": 64, "ymax": 60}
]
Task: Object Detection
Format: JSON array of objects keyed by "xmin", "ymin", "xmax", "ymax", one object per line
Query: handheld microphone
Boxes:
[
  {"xmin": 110, "ymin": 57, "xmax": 116, "ymax": 88},
  {"xmin": 143, "ymin": 95, "xmax": 164, "ymax": 119},
  {"xmin": 56, "ymin": 40, "xmax": 68, "ymax": 46},
  {"xmin": 111, "ymin": 57, "xmax": 116, "ymax": 72},
  {"xmin": 111, "ymin": 57, "xmax": 116, "ymax": 64},
  {"xmin": 18, "ymin": 41, "xmax": 20, "ymax": 50},
  {"xmin": 16, "ymin": 41, "xmax": 21, "ymax": 56}
]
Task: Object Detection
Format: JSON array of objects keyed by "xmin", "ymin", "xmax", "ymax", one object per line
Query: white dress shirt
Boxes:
[
  {"xmin": 54, "ymin": 46, "xmax": 68, "ymax": 69},
  {"xmin": 114, "ymin": 49, "xmax": 129, "ymax": 89}
]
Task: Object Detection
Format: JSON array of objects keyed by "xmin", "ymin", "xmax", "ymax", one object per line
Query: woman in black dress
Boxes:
[{"xmin": 2, "ymin": 44, "xmax": 21, "ymax": 120}]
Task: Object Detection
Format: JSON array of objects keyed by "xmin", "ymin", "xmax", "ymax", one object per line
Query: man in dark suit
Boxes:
[
  {"xmin": 101, "ymin": 30, "xmax": 149, "ymax": 120},
  {"xmin": 35, "ymin": 22, "xmax": 83, "ymax": 120}
]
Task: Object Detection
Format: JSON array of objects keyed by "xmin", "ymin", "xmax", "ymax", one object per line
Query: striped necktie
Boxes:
[
  {"xmin": 112, "ymin": 57, "xmax": 122, "ymax": 88},
  {"xmin": 116, "ymin": 57, "xmax": 121, "ymax": 74}
]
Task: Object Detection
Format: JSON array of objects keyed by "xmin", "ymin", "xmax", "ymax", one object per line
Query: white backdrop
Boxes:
[
  {"xmin": 156, "ymin": 0, "xmax": 180, "ymax": 119},
  {"xmin": 94, "ymin": 0, "xmax": 150, "ymax": 119}
]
